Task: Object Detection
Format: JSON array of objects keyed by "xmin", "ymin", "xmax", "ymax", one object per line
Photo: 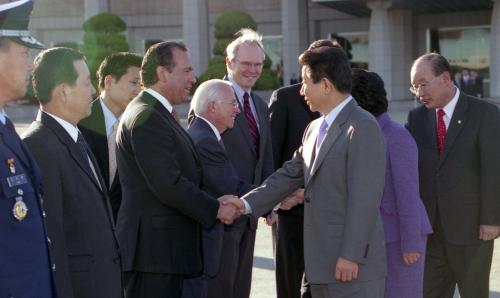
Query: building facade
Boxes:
[{"xmin": 18, "ymin": 0, "xmax": 500, "ymax": 100}]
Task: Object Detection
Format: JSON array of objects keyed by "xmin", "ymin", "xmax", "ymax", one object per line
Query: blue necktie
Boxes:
[{"xmin": 316, "ymin": 120, "xmax": 328, "ymax": 150}]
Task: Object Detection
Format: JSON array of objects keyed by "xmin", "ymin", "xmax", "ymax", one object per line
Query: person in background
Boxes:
[
  {"xmin": 407, "ymin": 53, "xmax": 500, "ymax": 298},
  {"xmin": 351, "ymin": 68, "xmax": 432, "ymax": 298},
  {"xmin": 79, "ymin": 52, "xmax": 142, "ymax": 220}
]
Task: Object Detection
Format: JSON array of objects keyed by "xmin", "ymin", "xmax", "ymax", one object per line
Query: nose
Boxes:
[
  {"xmin": 190, "ymin": 73, "xmax": 197, "ymax": 85},
  {"xmin": 300, "ymin": 84, "xmax": 305, "ymax": 96},
  {"xmin": 91, "ymin": 84, "xmax": 96, "ymax": 95},
  {"xmin": 234, "ymin": 105, "xmax": 240, "ymax": 115}
]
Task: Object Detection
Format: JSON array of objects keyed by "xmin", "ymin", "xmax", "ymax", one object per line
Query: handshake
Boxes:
[{"xmin": 216, "ymin": 188, "xmax": 305, "ymax": 225}]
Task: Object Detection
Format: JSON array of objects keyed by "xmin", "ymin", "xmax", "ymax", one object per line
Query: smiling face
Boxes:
[
  {"xmin": 211, "ymin": 85, "xmax": 240, "ymax": 133},
  {"xmin": 163, "ymin": 48, "xmax": 196, "ymax": 104},
  {"xmin": 0, "ymin": 41, "xmax": 34, "ymax": 103},
  {"xmin": 226, "ymin": 42, "xmax": 264, "ymax": 91}
]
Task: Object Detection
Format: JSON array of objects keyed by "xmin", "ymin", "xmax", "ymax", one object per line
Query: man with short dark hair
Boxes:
[
  {"xmin": 79, "ymin": 52, "xmax": 142, "ymax": 219},
  {"xmin": 268, "ymin": 39, "xmax": 337, "ymax": 298},
  {"xmin": 115, "ymin": 41, "xmax": 240, "ymax": 298},
  {"xmin": 0, "ymin": 0, "xmax": 55, "ymax": 296},
  {"xmin": 227, "ymin": 46, "xmax": 387, "ymax": 298},
  {"xmin": 23, "ymin": 47, "xmax": 122, "ymax": 298},
  {"xmin": 407, "ymin": 53, "xmax": 500, "ymax": 298}
]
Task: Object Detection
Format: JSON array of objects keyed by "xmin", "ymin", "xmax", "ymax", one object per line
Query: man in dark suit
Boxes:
[
  {"xmin": 79, "ymin": 52, "xmax": 142, "ymax": 220},
  {"xmin": 0, "ymin": 1, "xmax": 55, "ymax": 296},
  {"xmin": 183, "ymin": 79, "xmax": 255, "ymax": 298},
  {"xmin": 23, "ymin": 47, "xmax": 122, "ymax": 298},
  {"xmin": 207, "ymin": 28, "xmax": 275, "ymax": 298},
  {"xmin": 406, "ymin": 53, "xmax": 500, "ymax": 298},
  {"xmin": 115, "ymin": 41, "xmax": 240, "ymax": 298}
]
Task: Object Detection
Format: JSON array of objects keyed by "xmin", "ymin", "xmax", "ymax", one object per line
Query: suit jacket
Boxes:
[
  {"xmin": 22, "ymin": 112, "xmax": 122, "ymax": 298},
  {"xmin": 406, "ymin": 92, "xmax": 500, "ymax": 245},
  {"xmin": 0, "ymin": 118, "xmax": 54, "ymax": 298},
  {"xmin": 221, "ymin": 77, "xmax": 274, "ymax": 228},
  {"xmin": 115, "ymin": 91, "xmax": 219, "ymax": 274},
  {"xmin": 187, "ymin": 117, "xmax": 255, "ymax": 276},
  {"xmin": 79, "ymin": 98, "xmax": 122, "ymax": 220},
  {"xmin": 268, "ymin": 83, "xmax": 320, "ymax": 217},
  {"xmin": 377, "ymin": 113, "xmax": 432, "ymax": 252},
  {"xmin": 242, "ymin": 100, "xmax": 387, "ymax": 284}
]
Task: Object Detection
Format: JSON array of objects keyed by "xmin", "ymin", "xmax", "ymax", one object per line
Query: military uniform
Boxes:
[{"xmin": 0, "ymin": 117, "xmax": 55, "ymax": 297}]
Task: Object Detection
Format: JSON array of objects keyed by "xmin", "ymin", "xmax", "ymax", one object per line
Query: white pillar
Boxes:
[
  {"xmin": 367, "ymin": 0, "xmax": 393, "ymax": 99},
  {"xmin": 388, "ymin": 9, "xmax": 413, "ymax": 100},
  {"xmin": 182, "ymin": 0, "xmax": 210, "ymax": 77},
  {"xmin": 282, "ymin": 0, "xmax": 309, "ymax": 86},
  {"xmin": 490, "ymin": 0, "xmax": 500, "ymax": 98},
  {"xmin": 84, "ymin": 0, "xmax": 109, "ymax": 19}
]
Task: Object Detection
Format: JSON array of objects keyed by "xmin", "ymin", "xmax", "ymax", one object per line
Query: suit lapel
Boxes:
[
  {"xmin": 87, "ymin": 100, "xmax": 110, "ymax": 185},
  {"xmin": 310, "ymin": 101, "xmax": 355, "ymax": 177},
  {"xmin": 41, "ymin": 112, "xmax": 104, "ymax": 192},
  {"xmin": 439, "ymin": 95, "xmax": 468, "ymax": 167}
]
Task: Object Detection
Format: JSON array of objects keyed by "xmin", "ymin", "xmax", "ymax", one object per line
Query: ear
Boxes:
[
  {"xmin": 208, "ymin": 100, "xmax": 217, "ymax": 113},
  {"xmin": 52, "ymin": 84, "xmax": 67, "ymax": 103},
  {"xmin": 155, "ymin": 65, "xmax": 166, "ymax": 83},
  {"xmin": 442, "ymin": 71, "xmax": 451, "ymax": 83},
  {"xmin": 226, "ymin": 56, "xmax": 232, "ymax": 68},
  {"xmin": 104, "ymin": 74, "xmax": 114, "ymax": 89},
  {"xmin": 321, "ymin": 77, "xmax": 333, "ymax": 93}
]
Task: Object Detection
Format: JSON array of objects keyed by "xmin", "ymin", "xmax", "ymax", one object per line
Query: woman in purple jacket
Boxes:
[{"xmin": 351, "ymin": 69, "xmax": 432, "ymax": 298}]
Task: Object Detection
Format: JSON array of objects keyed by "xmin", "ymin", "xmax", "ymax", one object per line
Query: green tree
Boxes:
[{"xmin": 81, "ymin": 13, "xmax": 129, "ymax": 87}]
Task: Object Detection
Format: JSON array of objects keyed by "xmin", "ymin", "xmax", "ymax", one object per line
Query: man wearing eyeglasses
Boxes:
[
  {"xmin": 203, "ymin": 28, "xmax": 275, "ymax": 298},
  {"xmin": 406, "ymin": 53, "xmax": 500, "ymax": 298}
]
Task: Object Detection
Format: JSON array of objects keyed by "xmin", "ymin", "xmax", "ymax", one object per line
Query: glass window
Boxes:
[{"xmin": 337, "ymin": 32, "xmax": 369, "ymax": 69}]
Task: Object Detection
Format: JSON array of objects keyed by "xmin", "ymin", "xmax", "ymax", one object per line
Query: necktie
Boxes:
[
  {"xmin": 316, "ymin": 119, "xmax": 328, "ymax": 150},
  {"xmin": 171, "ymin": 108, "xmax": 180, "ymax": 123},
  {"xmin": 243, "ymin": 92, "xmax": 260, "ymax": 155},
  {"xmin": 77, "ymin": 132, "xmax": 103, "ymax": 191},
  {"xmin": 108, "ymin": 121, "xmax": 118, "ymax": 186},
  {"xmin": 436, "ymin": 109, "xmax": 446, "ymax": 157}
]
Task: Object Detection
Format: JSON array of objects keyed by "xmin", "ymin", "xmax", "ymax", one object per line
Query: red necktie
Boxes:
[
  {"xmin": 243, "ymin": 92, "xmax": 260, "ymax": 155},
  {"xmin": 436, "ymin": 109, "xmax": 446, "ymax": 157}
]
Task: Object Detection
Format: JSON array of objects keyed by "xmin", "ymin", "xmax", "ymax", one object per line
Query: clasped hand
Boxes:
[
  {"xmin": 217, "ymin": 195, "xmax": 245, "ymax": 225},
  {"xmin": 279, "ymin": 188, "xmax": 305, "ymax": 210}
]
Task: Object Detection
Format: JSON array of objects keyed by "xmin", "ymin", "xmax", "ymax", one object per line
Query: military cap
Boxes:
[{"xmin": 0, "ymin": 0, "xmax": 44, "ymax": 49}]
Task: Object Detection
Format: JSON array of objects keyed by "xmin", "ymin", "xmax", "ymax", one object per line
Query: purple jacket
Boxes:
[{"xmin": 377, "ymin": 113, "xmax": 432, "ymax": 253}]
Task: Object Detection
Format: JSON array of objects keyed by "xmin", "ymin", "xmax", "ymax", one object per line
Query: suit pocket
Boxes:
[{"xmin": 69, "ymin": 254, "xmax": 93, "ymax": 272}]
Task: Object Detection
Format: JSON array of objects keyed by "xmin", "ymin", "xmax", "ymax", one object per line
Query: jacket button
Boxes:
[
  {"xmin": 52, "ymin": 264, "xmax": 56, "ymax": 271},
  {"xmin": 305, "ymin": 197, "xmax": 310, "ymax": 203}
]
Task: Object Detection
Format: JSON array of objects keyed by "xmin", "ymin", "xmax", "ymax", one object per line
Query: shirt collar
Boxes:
[
  {"xmin": 42, "ymin": 111, "xmax": 79, "ymax": 142},
  {"xmin": 99, "ymin": 96, "xmax": 120, "ymax": 136},
  {"xmin": 197, "ymin": 116, "xmax": 221, "ymax": 141},
  {"xmin": 227, "ymin": 75, "xmax": 252, "ymax": 104},
  {"xmin": 438, "ymin": 87, "xmax": 460, "ymax": 119},
  {"xmin": 322, "ymin": 96, "xmax": 353, "ymax": 129},
  {"xmin": 0, "ymin": 109, "xmax": 7, "ymax": 124},
  {"xmin": 144, "ymin": 88, "xmax": 173, "ymax": 113}
]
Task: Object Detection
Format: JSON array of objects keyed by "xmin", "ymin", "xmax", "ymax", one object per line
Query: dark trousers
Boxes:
[
  {"xmin": 275, "ymin": 213, "xmax": 311, "ymax": 298},
  {"xmin": 207, "ymin": 216, "xmax": 256, "ymax": 298},
  {"xmin": 124, "ymin": 271, "xmax": 184, "ymax": 298},
  {"xmin": 423, "ymin": 219, "xmax": 494, "ymax": 298}
]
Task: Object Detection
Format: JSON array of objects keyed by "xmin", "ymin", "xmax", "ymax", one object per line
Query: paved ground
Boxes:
[{"xmin": 8, "ymin": 100, "xmax": 499, "ymax": 298}]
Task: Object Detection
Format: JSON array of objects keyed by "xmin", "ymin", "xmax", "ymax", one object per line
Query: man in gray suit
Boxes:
[{"xmin": 224, "ymin": 46, "xmax": 387, "ymax": 298}]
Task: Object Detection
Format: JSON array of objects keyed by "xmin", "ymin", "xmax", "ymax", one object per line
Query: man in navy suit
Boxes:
[
  {"xmin": 184, "ymin": 79, "xmax": 254, "ymax": 298},
  {"xmin": 0, "ymin": 0, "xmax": 55, "ymax": 297}
]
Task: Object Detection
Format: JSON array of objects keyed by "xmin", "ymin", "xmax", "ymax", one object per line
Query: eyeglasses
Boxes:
[
  {"xmin": 217, "ymin": 99, "xmax": 240, "ymax": 108},
  {"xmin": 235, "ymin": 59, "xmax": 263, "ymax": 69},
  {"xmin": 409, "ymin": 75, "xmax": 441, "ymax": 95}
]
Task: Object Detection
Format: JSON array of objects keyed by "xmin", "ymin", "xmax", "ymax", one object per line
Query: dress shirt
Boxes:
[
  {"xmin": 41, "ymin": 111, "xmax": 79, "ymax": 142},
  {"xmin": 198, "ymin": 115, "xmax": 222, "ymax": 141},
  {"xmin": 144, "ymin": 88, "xmax": 174, "ymax": 114},
  {"xmin": 437, "ymin": 87, "xmax": 459, "ymax": 129},
  {"xmin": 99, "ymin": 95, "xmax": 120, "ymax": 136},
  {"xmin": 227, "ymin": 75, "xmax": 260, "ymax": 129}
]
